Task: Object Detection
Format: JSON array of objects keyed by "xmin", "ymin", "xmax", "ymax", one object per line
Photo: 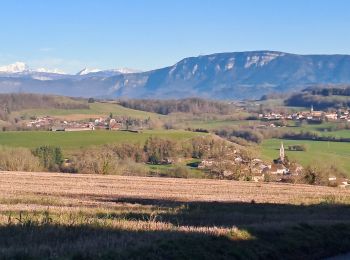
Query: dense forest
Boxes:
[
  {"xmin": 0, "ymin": 93, "xmax": 88, "ymax": 120},
  {"xmin": 118, "ymin": 98, "xmax": 233, "ymax": 115},
  {"xmin": 285, "ymin": 86, "xmax": 350, "ymax": 109}
]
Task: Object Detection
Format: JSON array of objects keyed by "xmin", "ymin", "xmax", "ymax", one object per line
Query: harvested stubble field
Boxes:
[{"xmin": 1, "ymin": 171, "xmax": 350, "ymax": 259}]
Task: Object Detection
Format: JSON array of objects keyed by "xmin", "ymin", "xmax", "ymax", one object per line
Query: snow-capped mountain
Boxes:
[
  {"xmin": 76, "ymin": 67, "xmax": 141, "ymax": 77},
  {"xmin": 76, "ymin": 68, "xmax": 102, "ymax": 75},
  {"xmin": 35, "ymin": 68, "xmax": 66, "ymax": 74},
  {"xmin": 0, "ymin": 62, "xmax": 66, "ymax": 75},
  {"xmin": 2, "ymin": 51, "xmax": 350, "ymax": 99},
  {"xmin": 0, "ymin": 62, "xmax": 28, "ymax": 73}
]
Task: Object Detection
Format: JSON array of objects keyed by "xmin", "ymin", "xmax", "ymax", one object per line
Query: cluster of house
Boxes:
[
  {"xmin": 259, "ymin": 106, "xmax": 350, "ymax": 122},
  {"xmin": 198, "ymin": 142, "xmax": 349, "ymax": 187},
  {"xmin": 198, "ymin": 143, "xmax": 302, "ymax": 181},
  {"xmin": 26, "ymin": 116, "xmax": 55, "ymax": 128},
  {"xmin": 53, "ymin": 117, "xmax": 124, "ymax": 131},
  {"xmin": 26, "ymin": 116, "xmax": 123, "ymax": 131}
]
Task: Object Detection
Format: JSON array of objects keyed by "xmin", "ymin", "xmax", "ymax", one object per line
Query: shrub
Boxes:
[
  {"xmin": 72, "ymin": 148, "xmax": 152, "ymax": 176},
  {"xmin": 287, "ymin": 144, "xmax": 307, "ymax": 151},
  {"xmin": 215, "ymin": 128, "xmax": 264, "ymax": 143},
  {"xmin": 72, "ymin": 149, "xmax": 121, "ymax": 175},
  {"xmin": 0, "ymin": 147, "xmax": 42, "ymax": 172},
  {"xmin": 120, "ymin": 159, "xmax": 149, "ymax": 176},
  {"xmin": 166, "ymin": 165, "xmax": 190, "ymax": 178},
  {"xmin": 32, "ymin": 146, "xmax": 64, "ymax": 172},
  {"xmin": 298, "ymin": 163, "xmax": 346, "ymax": 186},
  {"xmin": 144, "ymin": 137, "xmax": 177, "ymax": 164}
]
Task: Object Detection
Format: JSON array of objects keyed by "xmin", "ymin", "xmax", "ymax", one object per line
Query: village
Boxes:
[
  {"xmin": 197, "ymin": 142, "xmax": 350, "ymax": 187},
  {"xmin": 25, "ymin": 115, "xmax": 148, "ymax": 132},
  {"xmin": 259, "ymin": 105, "xmax": 350, "ymax": 122}
]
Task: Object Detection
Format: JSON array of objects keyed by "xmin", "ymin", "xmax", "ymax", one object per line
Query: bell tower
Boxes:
[{"xmin": 279, "ymin": 142, "xmax": 285, "ymax": 162}]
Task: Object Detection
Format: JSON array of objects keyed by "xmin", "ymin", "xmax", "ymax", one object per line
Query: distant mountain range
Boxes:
[{"xmin": 1, "ymin": 51, "xmax": 350, "ymax": 99}]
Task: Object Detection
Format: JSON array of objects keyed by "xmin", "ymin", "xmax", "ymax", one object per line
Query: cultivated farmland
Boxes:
[{"xmin": 0, "ymin": 171, "xmax": 350, "ymax": 259}]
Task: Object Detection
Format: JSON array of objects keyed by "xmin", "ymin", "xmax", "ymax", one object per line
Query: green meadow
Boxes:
[
  {"xmin": 183, "ymin": 119, "xmax": 258, "ymax": 130},
  {"xmin": 12, "ymin": 102, "xmax": 162, "ymax": 120},
  {"xmin": 261, "ymin": 138, "xmax": 350, "ymax": 175},
  {"xmin": 0, "ymin": 130, "xmax": 203, "ymax": 153}
]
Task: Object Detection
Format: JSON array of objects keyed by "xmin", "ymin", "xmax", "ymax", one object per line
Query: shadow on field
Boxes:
[
  {"xmin": 1, "ymin": 199, "xmax": 350, "ymax": 259},
  {"xmin": 97, "ymin": 197, "xmax": 350, "ymax": 228},
  {"xmin": 1, "ymin": 215, "xmax": 350, "ymax": 259}
]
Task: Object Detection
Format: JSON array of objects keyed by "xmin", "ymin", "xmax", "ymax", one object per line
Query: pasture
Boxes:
[
  {"xmin": 0, "ymin": 130, "xmax": 203, "ymax": 153},
  {"xmin": 12, "ymin": 102, "xmax": 162, "ymax": 120},
  {"xmin": 0, "ymin": 171, "xmax": 349, "ymax": 259},
  {"xmin": 261, "ymin": 138, "xmax": 350, "ymax": 175}
]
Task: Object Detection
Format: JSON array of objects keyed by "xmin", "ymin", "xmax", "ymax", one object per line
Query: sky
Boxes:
[{"xmin": 1, "ymin": 0, "xmax": 350, "ymax": 73}]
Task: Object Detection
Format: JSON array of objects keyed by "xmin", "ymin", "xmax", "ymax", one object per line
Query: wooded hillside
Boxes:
[{"xmin": 118, "ymin": 98, "xmax": 233, "ymax": 115}]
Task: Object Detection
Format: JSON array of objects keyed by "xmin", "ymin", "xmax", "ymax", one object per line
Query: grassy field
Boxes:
[
  {"xmin": 0, "ymin": 130, "xmax": 203, "ymax": 152},
  {"xmin": 0, "ymin": 171, "xmax": 350, "ymax": 259},
  {"xmin": 261, "ymin": 138, "xmax": 350, "ymax": 174},
  {"xmin": 183, "ymin": 119, "xmax": 259, "ymax": 130},
  {"xmin": 0, "ymin": 130, "xmax": 203, "ymax": 153},
  {"xmin": 12, "ymin": 102, "xmax": 163, "ymax": 120}
]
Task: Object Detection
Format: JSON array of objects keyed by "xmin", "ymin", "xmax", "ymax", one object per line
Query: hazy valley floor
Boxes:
[{"xmin": 0, "ymin": 171, "xmax": 350, "ymax": 259}]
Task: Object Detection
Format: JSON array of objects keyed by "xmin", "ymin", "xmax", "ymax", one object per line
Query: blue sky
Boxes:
[{"xmin": 1, "ymin": 0, "xmax": 350, "ymax": 73}]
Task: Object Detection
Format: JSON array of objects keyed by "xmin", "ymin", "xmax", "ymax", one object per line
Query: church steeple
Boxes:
[{"xmin": 279, "ymin": 142, "xmax": 285, "ymax": 162}]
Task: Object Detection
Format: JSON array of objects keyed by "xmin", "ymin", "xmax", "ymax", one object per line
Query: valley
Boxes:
[{"xmin": 3, "ymin": 1, "xmax": 350, "ymax": 259}]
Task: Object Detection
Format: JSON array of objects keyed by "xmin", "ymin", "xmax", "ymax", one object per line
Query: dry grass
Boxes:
[
  {"xmin": 1, "ymin": 171, "xmax": 349, "ymax": 205},
  {"xmin": 0, "ymin": 171, "xmax": 350, "ymax": 259}
]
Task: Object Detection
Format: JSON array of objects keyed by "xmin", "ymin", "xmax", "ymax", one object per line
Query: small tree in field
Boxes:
[{"xmin": 32, "ymin": 146, "xmax": 64, "ymax": 171}]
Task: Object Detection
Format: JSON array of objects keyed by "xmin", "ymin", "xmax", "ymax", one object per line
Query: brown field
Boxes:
[
  {"xmin": 1, "ymin": 171, "xmax": 350, "ymax": 259},
  {"xmin": 1, "ymin": 171, "xmax": 350, "ymax": 205}
]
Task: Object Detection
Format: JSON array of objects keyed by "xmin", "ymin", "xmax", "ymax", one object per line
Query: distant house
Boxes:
[
  {"xmin": 325, "ymin": 113, "xmax": 337, "ymax": 120},
  {"xmin": 270, "ymin": 164, "xmax": 288, "ymax": 175},
  {"xmin": 109, "ymin": 119, "xmax": 122, "ymax": 130},
  {"xmin": 327, "ymin": 176, "xmax": 350, "ymax": 188},
  {"xmin": 198, "ymin": 159, "xmax": 214, "ymax": 169},
  {"xmin": 51, "ymin": 126, "xmax": 65, "ymax": 131},
  {"xmin": 64, "ymin": 127, "xmax": 94, "ymax": 132},
  {"xmin": 328, "ymin": 176, "xmax": 337, "ymax": 182},
  {"xmin": 338, "ymin": 179, "xmax": 350, "ymax": 188}
]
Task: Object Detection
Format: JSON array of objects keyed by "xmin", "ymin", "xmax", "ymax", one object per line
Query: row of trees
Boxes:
[
  {"xmin": 309, "ymin": 86, "xmax": 350, "ymax": 97},
  {"xmin": 68, "ymin": 136, "xmax": 241, "ymax": 175},
  {"xmin": 118, "ymin": 98, "xmax": 234, "ymax": 115},
  {"xmin": 285, "ymin": 92, "xmax": 350, "ymax": 109},
  {"xmin": 0, "ymin": 141, "xmax": 345, "ymax": 187}
]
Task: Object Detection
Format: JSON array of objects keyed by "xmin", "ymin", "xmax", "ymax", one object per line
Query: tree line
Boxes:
[
  {"xmin": 285, "ymin": 86, "xmax": 350, "ymax": 109},
  {"xmin": 118, "ymin": 98, "xmax": 234, "ymax": 115}
]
